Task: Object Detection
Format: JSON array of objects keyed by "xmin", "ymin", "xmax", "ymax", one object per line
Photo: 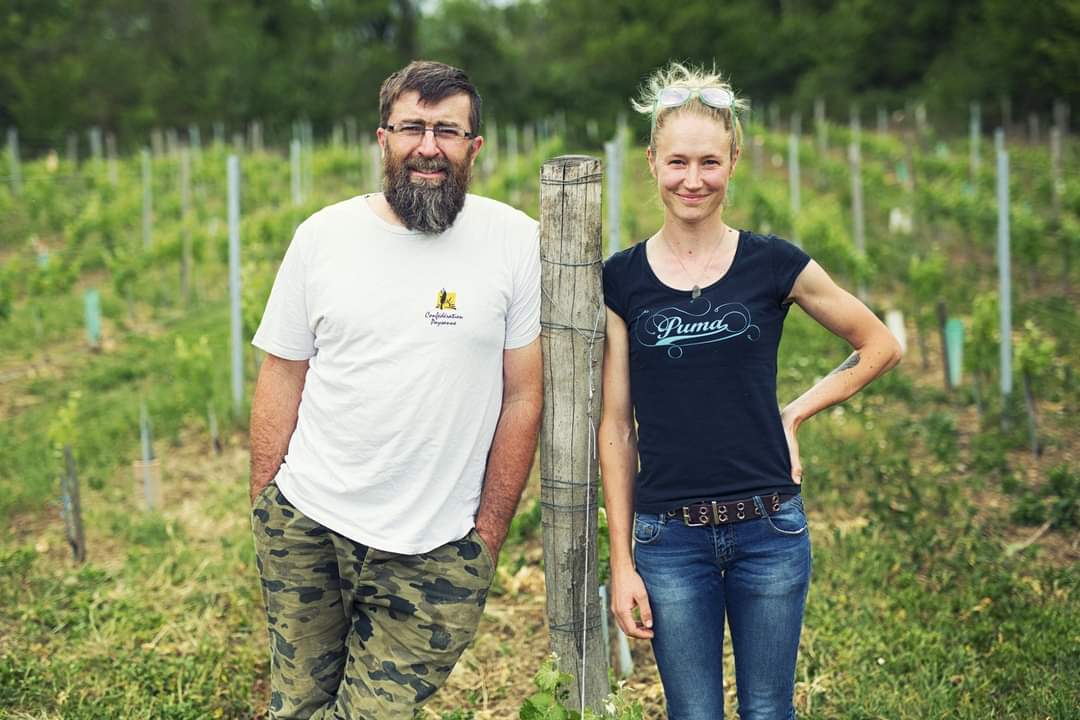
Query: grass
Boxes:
[
  {"xmin": 0, "ymin": 130, "xmax": 1077, "ymax": 718},
  {"xmin": 0, "ymin": 446, "xmax": 264, "ymax": 719}
]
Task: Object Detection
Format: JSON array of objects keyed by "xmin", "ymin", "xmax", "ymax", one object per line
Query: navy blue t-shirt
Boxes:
[{"xmin": 603, "ymin": 230, "xmax": 812, "ymax": 512}]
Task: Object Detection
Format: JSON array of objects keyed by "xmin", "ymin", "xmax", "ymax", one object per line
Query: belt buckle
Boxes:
[{"xmin": 683, "ymin": 505, "xmax": 710, "ymax": 527}]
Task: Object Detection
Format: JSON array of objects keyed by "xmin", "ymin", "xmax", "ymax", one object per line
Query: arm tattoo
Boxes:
[{"xmin": 828, "ymin": 351, "xmax": 861, "ymax": 376}]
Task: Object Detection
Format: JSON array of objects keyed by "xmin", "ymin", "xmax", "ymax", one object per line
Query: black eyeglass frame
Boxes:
[{"xmin": 382, "ymin": 123, "xmax": 477, "ymax": 141}]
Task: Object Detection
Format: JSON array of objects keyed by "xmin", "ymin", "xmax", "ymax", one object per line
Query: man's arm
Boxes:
[
  {"xmin": 249, "ymin": 354, "xmax": 309, "ymax": 502},
  {"xmin": 474, "ymin": 338, "xmax": 543, "ymax": 559}
]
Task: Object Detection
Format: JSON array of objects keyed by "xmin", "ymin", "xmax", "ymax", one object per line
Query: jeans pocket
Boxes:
[
  {"xmin": 764, "ymin": 495, "xmax": 808, "ymax": 536},
  {"xmin": 632, "ymin": 514, "xmax": 664, "ymax": 545}
]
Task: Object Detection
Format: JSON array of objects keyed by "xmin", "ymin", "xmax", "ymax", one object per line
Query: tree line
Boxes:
[{"xmin": 2, "ymin": 0, "xmax": 1077, "ymax": 152}]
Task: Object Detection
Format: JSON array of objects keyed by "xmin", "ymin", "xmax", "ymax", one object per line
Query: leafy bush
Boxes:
[
  {"xmin": 506, "ymin": 498, "xmax": 542, "ymax": 549},
  {"xmin": 797, "ymin": 197, "xmax": 868, "ymax": 287},
  {"xmin": 970, "ymin": 431, "xmax": 1008, "ymax": 475},
  {"xmin": 0, "ymin": 269, "xmax": 12, "ymax": 323},
  {"xmin": 518, "ymin": 656, "xmax": 643, "ymax": 720},
  {"xmin": 747, "ymin": 182, "xmax": 792, "ymax": 236},
  {"xmin": 1046, "ymin": 464, "xmax": 1080, "ymax": 529},
  {"xmin": 1016, "ymin": 319, "xmax": 1057, "ymax": 393},
  {"xmin": 1010, "ymin": 492, "xmax": 1046, "ymax": 526},
  {"xmin": 921, "ymin": 411, "xmax": 957, "ymax": 462}
]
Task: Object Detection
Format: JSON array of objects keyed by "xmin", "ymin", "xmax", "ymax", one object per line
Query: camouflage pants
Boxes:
[{"xmin": 251, "ymin": 481, "xmax": 496, "ymax": 719}]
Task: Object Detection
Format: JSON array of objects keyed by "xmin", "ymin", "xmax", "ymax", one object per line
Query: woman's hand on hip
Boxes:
[
  {"xmin": 610, "ymin": 566, "xmax": 654, "ymax": 639},
  {"xmin": 781, "ymin": 408, "xmax": 802, "ymax": 484}
]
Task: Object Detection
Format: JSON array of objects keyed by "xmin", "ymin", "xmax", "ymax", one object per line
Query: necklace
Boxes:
[{"xmin": 662, "ymin": 227, "xmax": 729, "ymax": 300}]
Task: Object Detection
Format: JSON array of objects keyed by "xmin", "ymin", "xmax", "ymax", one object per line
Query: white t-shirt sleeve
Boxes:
[
  {"xmin": 504, "ymin": 219, "xmax": 542, "ymax": 349},
  {"xmin": 252, "ymin": 223, "xmax": 316, "ymax": 360}
]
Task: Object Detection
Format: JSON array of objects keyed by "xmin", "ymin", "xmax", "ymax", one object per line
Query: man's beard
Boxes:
[{"xmin": 383, "ymin": 149, "xmax": 472, "ymax": 234}]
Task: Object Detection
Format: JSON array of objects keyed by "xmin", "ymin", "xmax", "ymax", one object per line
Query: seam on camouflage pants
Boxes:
[{"xmin": 251, "ymin": 481, "xmax": 496, "ymax": 719}]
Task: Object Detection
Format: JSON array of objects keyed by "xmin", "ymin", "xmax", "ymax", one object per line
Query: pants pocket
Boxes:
[
  {"xmin": 632, "ymin": 513, "xmax": 665, "ymax": 545},
  {"xmin": 763, "ymin": 495, "xmax": 808, "ymax": 536},
  {"xmin": 468, "ymin": 528, "xmax": 498, "ymax": 582},
  {"xmin": 250, "ymin": 481, "xmax": 277, "ymax": 526}
]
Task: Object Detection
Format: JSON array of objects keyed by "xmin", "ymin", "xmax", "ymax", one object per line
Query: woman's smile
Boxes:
[{"xmin": 675, "ymin": 192, "xmax": 709, "ymax": 203}]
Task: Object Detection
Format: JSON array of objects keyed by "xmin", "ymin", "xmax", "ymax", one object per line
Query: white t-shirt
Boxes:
[{"xmin": 252, "ymin": 194, "xmax": 541, "ymax": 554}]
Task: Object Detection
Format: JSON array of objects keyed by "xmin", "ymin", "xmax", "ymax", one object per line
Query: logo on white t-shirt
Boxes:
[
  {"xmin": 435, "ymin": 288, "xmax": 457, "ymax": 310},
  {"xmin": 427, "ymin": 287, "xmax": 464, "ymax": 327}
]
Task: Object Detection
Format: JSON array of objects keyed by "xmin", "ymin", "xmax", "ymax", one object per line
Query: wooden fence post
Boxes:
[
  {"xmin": 142, "ymin": 148, "xmax": 153, "ymax": 248},
  {"xmin": 6, "ymin": 128, "xmax": 21, "ymax": 196},
  {"xmin": 136, "ymin": 401, "xmax": 163, "ymax": 510},
  {"xmin": 507, "ymin": 124, "xmax": 520, "ymax": 174},
  {"xmin": 970, "ymin": 102, "xmax": 982, "ymax": 186},
  {"xmin": 483, "ymin": 116, "xmax": 498, "ymax": 178},
  {"xmin": 605, "ymin": 133, "xmax": 623, "ymax": 258},
  {"xmin": 814, "ymin": 96, "xmax": 827, "ymax": 155},
  {"xmin": 189, "ymin": 124, "xmax": 202, "ymax": 158},
  {"xmin": 291, "ymin": 139, "xmax": 303, "ymax": 205},
  {"xmin": 885, "ymin": 309, "xmax": 907, "ymax": 355},
  {"xmin": 849, "ymin": 112, "xmax": 866, "ymax": 302},
  {"xmin": 788, "ymin": 130, "xmax": 801, "ymax": 246},
  {"xmin": 84, "ymin": 289, "xmax": 102, "ymax": 351},
  {"xmin": 945, "ymin": 318, "xmax": 964, "ymax": 389},
  {"xmin": 228, "ymin": 155, "xmax": 244, "ymax": 416},
  {"xmin": 937, "ymin": 301, "xmax": 952, "ymax": 392},
  {"xmin": 995, "ymin": 130, "xmax": 1012, "ymax": 403},
  {"xmin": 166, "ymin": 128, "xmax": 180, "ymax": 157},
  {"xmin": 105, "ymin": 132, "xmax": 118, "ymax": 185},
  {"xmin": 302, "ymin": 120, "xmax": 314, "ymax": 197},
  {"xmin": 208, "ymin": 403, "xmax": 222, "ymax": 455},
  {"xmin": 62, "ymin": 445, "xmax": 86, "ymax": 563},
  {"xmin": 345, "ymin": 116, "xmax": 357, "ymax": 149},
  {"xmin": 539, "ymin": 155, "xmax": 609, "ymax": 713},
  {"xmin": 89, "ymin": 126, "xmax": 103, "ymax": 164},
  {"xmin": 180, "ymin": 146, "xmax": 193, "ymax": 303},
  {"xmin": 368, "ymin": 142, "xmax": 381, "ymax": 193}
]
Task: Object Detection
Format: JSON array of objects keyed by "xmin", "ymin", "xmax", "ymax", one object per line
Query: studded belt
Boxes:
[{"xmin": 665, "ymin": 493, "xmax": 796, "ymax": 527}]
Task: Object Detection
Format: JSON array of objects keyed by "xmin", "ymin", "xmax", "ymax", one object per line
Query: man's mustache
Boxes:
[{"xmin": 406, "ymin": 158, "xmax": 450, "ymax": 173}]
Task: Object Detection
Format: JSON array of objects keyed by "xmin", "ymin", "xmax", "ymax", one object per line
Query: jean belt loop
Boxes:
[{"xmin": 751, "ymin": 495, "xmax": 768, "ymax": 518}]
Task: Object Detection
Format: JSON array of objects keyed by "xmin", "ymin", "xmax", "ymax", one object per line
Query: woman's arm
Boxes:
[
  {"xmin": 781, "ymin": 261, "xmax": 903, "ymax": 482},
  {"xmin": 599, "ymin": 309, "xmax": 653, "ymax": 639}
]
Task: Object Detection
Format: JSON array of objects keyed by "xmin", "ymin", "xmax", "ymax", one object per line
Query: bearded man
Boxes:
[{"xmin": 248, "ymin": 60, "xmax": 542, "ymax": 719}]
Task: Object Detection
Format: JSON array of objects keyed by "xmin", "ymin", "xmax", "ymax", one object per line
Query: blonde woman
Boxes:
[{"xmin": 599, "ymin": 63, "xmax": 902, "ymax": 719}]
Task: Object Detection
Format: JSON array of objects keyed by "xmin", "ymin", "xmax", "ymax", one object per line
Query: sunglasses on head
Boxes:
[{"xmin": 652, "ymin": 86, "xmax": 736, "ymax": 127}]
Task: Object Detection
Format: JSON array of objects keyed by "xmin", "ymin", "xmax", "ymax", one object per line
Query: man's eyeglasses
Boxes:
[
  {"xmin": 383, "ymin": 123, "xmax": 476, "ymax": 143},
  {"xmin": 652, "ymin": 87, "xmax": 735, "ymax": 127}
]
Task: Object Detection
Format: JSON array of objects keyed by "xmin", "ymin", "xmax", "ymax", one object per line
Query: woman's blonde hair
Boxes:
[{"xmin": 632, "ymin": 61, "xmax": 748, "ymax": 158}]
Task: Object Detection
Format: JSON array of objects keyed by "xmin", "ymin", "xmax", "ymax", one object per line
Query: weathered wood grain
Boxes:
[{"xmin": 538, "ymin": 155, "xmax": 608, "ymax": 712}]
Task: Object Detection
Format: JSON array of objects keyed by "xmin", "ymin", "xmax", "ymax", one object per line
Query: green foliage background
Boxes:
[
  {"xmin": 1, "ymin": 4, "xmax": 1078, "ymax": 714},
  {"xmin": 2, "ymin": 0, "xmax": 1079, "ymax": 151}
]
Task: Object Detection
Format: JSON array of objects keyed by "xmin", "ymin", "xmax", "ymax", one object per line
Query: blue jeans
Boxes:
[{"xmin": 633, "ymin": 494, "xmax": 812, "ymax": 720}]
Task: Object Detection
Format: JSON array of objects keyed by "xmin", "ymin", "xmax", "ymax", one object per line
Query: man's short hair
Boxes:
[{"xmin": 379, "ymin": 61, "xmax": 482, "ymax": 134}]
